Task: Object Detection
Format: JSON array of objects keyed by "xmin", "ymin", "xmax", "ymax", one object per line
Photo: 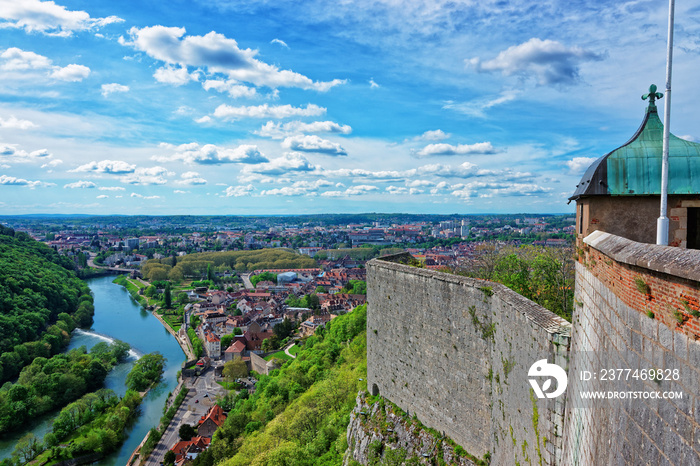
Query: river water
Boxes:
[{"xmin": 0, "ymin": 275, "xmax": 185, "ymax": 464}]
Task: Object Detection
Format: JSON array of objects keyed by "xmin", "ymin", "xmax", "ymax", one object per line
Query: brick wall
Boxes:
[
  {"xmin": 578, "ymin": 231, "xmax": 700, "ymax": 340},
  {"xmin": 563, "ymin": 231, "xmax": 700, "ymax": 464},
  {"xmin": 367, "ymin": 255, "xmax": 571, "ymax": 465}
]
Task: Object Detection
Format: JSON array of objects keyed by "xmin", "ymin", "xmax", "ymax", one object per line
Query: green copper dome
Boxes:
[{"xmin": 569, "ymin": 85, "xmax": 700, "ymax": 201}]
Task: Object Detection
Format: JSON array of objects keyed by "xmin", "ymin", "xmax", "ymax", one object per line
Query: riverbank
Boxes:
[
  {"xmin": 78, "ymin": 276, "xmax": 185, "ymax": 466},
  {"xmin": 113, "ymin": 276, "xmax": 197, "ymax": 361}
]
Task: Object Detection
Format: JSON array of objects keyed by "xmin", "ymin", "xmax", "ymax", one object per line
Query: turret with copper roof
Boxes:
[{"xmin": 570, "ymin": 85, "xmax": 700, "ymax": 248}]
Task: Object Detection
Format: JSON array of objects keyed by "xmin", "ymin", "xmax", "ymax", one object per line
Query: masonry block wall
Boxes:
[
  {"xmin": 367, "ymin": 255, "xmax": 571, "ymax": 465},
  {"xmin": 563, "ymin": 231, "xmax": 700, "ymax": 465}
]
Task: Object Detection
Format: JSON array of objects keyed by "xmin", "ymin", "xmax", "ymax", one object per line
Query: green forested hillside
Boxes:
[
  {"xmin": 192, "ymin": 305, "xmax": 367, "ymax": 466},
  {"xmin": 0, "ymin": 226, "xmax": 93, "ymax": 382}
]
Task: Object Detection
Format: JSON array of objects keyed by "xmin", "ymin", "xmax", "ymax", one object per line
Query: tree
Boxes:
[
  {"xmin": 179, "ymin": 423, "xmax": 197, "ymax": 441},
  {"xmin": 164, "ymin": 449, "xmax": 176, "ymax": 466},
  {"xmin": 274, "ymin": 319, "xmax": 295, "ymax": 340},
  {"xmin": 305, "ymin": 294, "xmax": 320, "ymax": 310},
  {"xmin": 13, "ymin": 432, "xmax": 40, "ymax": 463},
  {"xmin": 261, "ymin": 336, "xmax": 279, "ymax": 352},
  {"xmin": 125, "ymin": 352, "xmax": 166, "ymax": 391},
  {"xmin": 178, "ymin": 292, "xmax": 189, "ymax": 305},
  {"xmin": 164, "ymin": 282, "xmax": 172, "ymax": 309},
  {"xmin": 144, "ymin": 285, "xmax": 157, "ymax": 298},
  {"xmin": 221, "ymin": 334, "xmax": 234, "ymax": 350},
  {"xmin": 223, "ymin": 357, "xmax": 248, "ymax": 383}
]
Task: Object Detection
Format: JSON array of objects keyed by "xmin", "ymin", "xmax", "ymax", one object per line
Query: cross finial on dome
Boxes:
[{"xmin": 642, "ymin": 84, "xmax": 664, "ymax": 107}]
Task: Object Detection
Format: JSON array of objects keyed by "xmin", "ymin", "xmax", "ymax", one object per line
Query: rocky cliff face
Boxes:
[{"xmin": 344, "ymin": 391, "xmax": 483, "ymax": 466}]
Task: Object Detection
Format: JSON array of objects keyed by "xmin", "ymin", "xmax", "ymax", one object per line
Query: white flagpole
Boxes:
[{"xmin": 657, "ymin": 0, "xmax": 675, "ymax": 246}]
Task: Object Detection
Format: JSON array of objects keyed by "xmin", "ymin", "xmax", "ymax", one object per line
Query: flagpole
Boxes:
[{"xmin": 657, "ymin": 0, "xmax": 675, "ymax": 245}]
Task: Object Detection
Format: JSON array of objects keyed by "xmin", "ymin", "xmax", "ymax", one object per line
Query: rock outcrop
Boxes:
[{"xmin": 344, "ymin": 391, "xmax": 482, "ymax": 466}]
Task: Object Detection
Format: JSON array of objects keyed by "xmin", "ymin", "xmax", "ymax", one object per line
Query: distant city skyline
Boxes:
[{"xmin": 1, "ymin": 0, "xmax": 698, "ymax": 215}]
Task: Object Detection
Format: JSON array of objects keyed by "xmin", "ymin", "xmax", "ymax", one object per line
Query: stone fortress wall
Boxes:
[
  {"xmin": 367, "ymin": 236, "xmax": 700, "ymax": 465},
  {"xmin": 366, "ymin": 253, "xmax": 571, "ymax": 465},
  {"xmin": 564, "ymin": 232, "xmax": 700, "ymax": 465}
]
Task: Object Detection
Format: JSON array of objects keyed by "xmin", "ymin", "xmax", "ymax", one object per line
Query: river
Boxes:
[{"xmin": 0, "ymin": 275, "xmax": 186, "ymax": 464}]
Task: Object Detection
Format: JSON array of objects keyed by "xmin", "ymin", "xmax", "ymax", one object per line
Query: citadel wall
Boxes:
[
  {"xmin": 367, "ymin": 254, "xmax": 571, "ymax": 465},
  {"xmin": 563, "ymin": 231, "xmax": 700, "ymax": 465}
]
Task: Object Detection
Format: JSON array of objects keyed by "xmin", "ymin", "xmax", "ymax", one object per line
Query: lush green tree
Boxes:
[
  {"xmin": 0, "ymin": 228, "xmax": 93, "ymax": 382},
  {"xmin": 164, "ymin": 449, "xmax": 176, "ymax": 466},
  {"xmin": 273, "ymin": 319, "xmax": 296, "ymax": 340},
  {"xmin": 144, "ymin": 285, "xmax": 157, "ymax": 298},
  {"xmin": 261, "ymin": 336, "xmax": 279, "ymax": 352},
  {"xmin": 179, "ymin": 423, "xmax": 197, "ymax": 441},
  {"xmin": 223, "ymin": 357, "xmax": 248, "ymax": 383},
  {"xmin": 164, "ymin": 282, "xmax": 172, "ymax": 309},
  {"xmin": 250, "ymin": 271, "xmax": 277, "ymax": 287},
  {"xmin": 125, "ymin": 352, "xmax": 166, "ymax": 391},
  {"xmin": 220, "ymin": 334, "xmax": 234, "ymax": 350}
]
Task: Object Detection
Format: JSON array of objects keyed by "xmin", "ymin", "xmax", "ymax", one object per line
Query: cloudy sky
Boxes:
[{"xmin": 1, "ymin": 0, "xmax": 699, "ymax": 215}]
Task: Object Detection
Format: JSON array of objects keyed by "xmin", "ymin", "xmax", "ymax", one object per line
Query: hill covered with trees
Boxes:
[
  {"xmin": 191, "ymin": 305, "xmax": 367, "ymax": 466},
  {"xmin": 0, "ymin": 226, "xmax": 93, "ymax": 383}
]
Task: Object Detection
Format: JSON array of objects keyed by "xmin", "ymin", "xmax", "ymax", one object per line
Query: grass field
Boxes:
[{"xmin": 264, "ymin": 351, "xmax": 291, "ymax": 362}]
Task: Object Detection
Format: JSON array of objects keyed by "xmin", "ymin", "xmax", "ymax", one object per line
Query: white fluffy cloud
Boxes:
[
  {"xmin": 98, "ymin": 186, "xmax": 125, "ymax": 191},
  {"xmin": 451, "ymin": 181, "xmax": 552, "ymax": 199},
  {"xmin": 41, "ymin": 159, "xmax": 63, "ymax": 169},
  {"xmin": 260, "ymin": 179, "xmax": 332, "ymax": 196},
  {"xmin": 415, "ymin": 142, "xmax": 497, "ymax": 157},
  {"xmin": 130, "ymin": 192, "xmax": 161, "ymax": 199},
  {"xmin": 224, "ymin": 184, "xmax": 254, "ymax": 197},
  {"xmin": 203, "ymin": 79, "xmax": 256, "ymax": 98},
  {"xmin": 0, "ymin": 0, "xmax": 123, "ymax": 37},
  {"xmin": 0, "ymin": 48, "xmax": 51, "ymax": 70},
  {"xmin": 467, "ymin": 38, "xmax": 601, "ymax": 85},
  {"xmin": 271, "ymin": 38, "xmax": 289, "ymax": 48},
  {"xmin": 155, "ymin": 142, "xmax": 269, "ymax": 165},
  {"xmin": 120, "ymin": 166, "xmax": 173, "ymax": 185},
  {"xmin": 417, "ymin": 130, "xmax": 450, "ymax": 141},
  {"xmin": 122, "ymin": 26, "xmax": 345, "ymax": 91},
  {"xmin": 71, "ymin": 160, "xmax": 136, "ymax": 174},
  {"xmin": 282, "ymin": 135, "xmax": 347, "ymax": 156},
  {"xmin": 212, "ymin": 103, "xmax": 325, "ymax": 121},
  {"xmin": 256, "ymin": 120, "xmax": 352, "ymax": 139},
  {"xmin": 0, "ymin": 174, "xmax": 46, "ymax": 187},
  {"xmin": 64, "ymin": 180, "xmax": 96, "ymax": 189},
  {"xmin": 0, "ymin": 144, "xmax": 52, "ymax": 163},
  {"xmin": 101, "ymin": 83, "xmax": 130, "ymax": 97},
  {"xmin": 321, "ymin": 185, "xmax": 379, "ymax": 197},
  {"xmin": 154, "ymin": 65, "xmax": 198, "ymax": 86},
  {"xmin": 1, "ymin": 47, "xmax": 90, "ymax": 81},
  {"xmin": 241, "ymin": 153, "xmax": 315, "ymax": 176},
  {"xmin": 175, "ymin": 171, "xmax": 207, "ymax": 185},
  {"xmin": 565, "ymin": 156, "xmax": 597, "ymax": 175},
  {"xmin": 0, "ymin": 115, "xmax": 36, "ymax": 129},
  {"xmin": 50, "ymin": 64, "xmax": 90, "ymax": 81}
]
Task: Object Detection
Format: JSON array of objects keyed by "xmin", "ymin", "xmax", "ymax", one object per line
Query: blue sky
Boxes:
[{"xmin": 1, "ymin": 0, "xmax": 699, "ymax": 215}]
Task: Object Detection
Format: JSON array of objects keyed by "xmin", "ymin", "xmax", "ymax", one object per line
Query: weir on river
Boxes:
[{"xmin": 0, "ymin": 275, "xmax": 186, "ymax": 464}]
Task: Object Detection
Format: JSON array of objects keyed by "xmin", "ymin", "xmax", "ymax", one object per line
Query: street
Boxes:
[{"xmin": 145, "ymin": 367, "xmax": 228, "ymax": 466}]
